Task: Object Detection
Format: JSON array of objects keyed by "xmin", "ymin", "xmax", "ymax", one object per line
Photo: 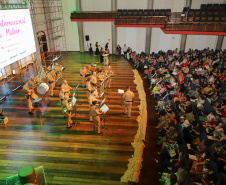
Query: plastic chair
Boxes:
[
  {"xmin": 207, "ymin": 11, "xmax": 213, "ymax": 16},
  {"xmin": 214, "ymin": 16, "xmax": 220, "ymax": 22},
  {"xmin": 194, "ymin": 9, "xmax": 201, "ymax": 16},
  {"xmin": 160, "ymin": 9, "xmax": 166, "ymax": 16},
  {"xmin": 213, "ymin": 10, "xmax": 220, "ymax": 16},
  {"xmin": 220, "ymin": 10, "xmax": 226, "ymax": 16},
  {"xmin": 200, "ymin": 4, "xmax": 207, "ymax": 10},
  {"xmin": 127, "ymin": 9, "xmax": 133, "ymax": 16},
  {"xmin": 117, "ymin": 9, "xmax": 123, "ymax": 16},
  {"xmin": 188, "ymin": 9, "xmax": 194, "ymax": 16},
  {"xmin": 220, "ymin": 16, "xmax": 226, "ymax": 22},
  {"xmin": 207, "ymin": 4, "xmax": 213, "ymax": 10},
  {"xmin": 144, "ymin": 9, "xmax": 149, "ymax": 16},
  {"xmin": 200, "ymin": 9, "xmax": 207, "ymax": 15},
  {"xmin": 213, "ymin": 4, "xmax": 219, "ymax": 10},
  {"xmin": 122, "ymin": 9, "xmax": 128, "ymax": 16},
  {"xmin": 207, "ymin": 16, "xmax": 214, "ymax": 22},
  {"xmin": 219, "ymin": 4, "xmax": 225, "ymax": 10},
  {"xmin": 182, "ymin": 16, "xmax": 187, "ymax": 22},
  {"xmin": 165, "ymin": 9, "xmax": 171, "ymax": 16},
  {"xmin": 188, "ymin": 15, "xmax": 193, "ymax": 22},
  {"xmin": 149, "ymin": 9, "xmax": 154, "ymax": 16},
  {"xmin": 154, "ymin": 9, "xmax": 160, "ymax": 16},
  {"xmin": 193, "ymin": 16, "xmax": 201, "ymax": 22},
  {"xmin": 138, "ymin": 9, "xmax": 144, "ymax": 16},
  {"xmin": 133, "ymin": 9, "xmax": 139, "ymax": 16},
  {"xmin": 200, "ymin": 15, "xmax": 207, "ymax": 22}
]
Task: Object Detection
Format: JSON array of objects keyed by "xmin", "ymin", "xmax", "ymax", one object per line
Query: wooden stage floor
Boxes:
[{"xmin": 0, "ymin": 53, "xmax": 140, "ymax": 185}]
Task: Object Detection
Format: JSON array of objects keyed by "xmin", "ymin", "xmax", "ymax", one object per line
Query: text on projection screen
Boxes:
[{"xmin": 0, "ymin": 9, "xmax": 36, "ymax": 69}]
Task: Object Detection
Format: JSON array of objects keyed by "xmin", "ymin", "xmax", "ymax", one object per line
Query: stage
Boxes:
[{"xmin": 0, "ymin": 52, "xmax": 140, "ymax": 185}]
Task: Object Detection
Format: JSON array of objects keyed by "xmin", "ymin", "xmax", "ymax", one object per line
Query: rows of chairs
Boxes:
[
  {"xmin": 182, "ymin": 4, "xmax": 226, "ymax": 23},
  {"xmin": 200, "ymin": 3, "xmax": 226, "ymax": 10},
  {"xmin": 117, "ymin": 9, "xmax": 171, "ymax": 17}
]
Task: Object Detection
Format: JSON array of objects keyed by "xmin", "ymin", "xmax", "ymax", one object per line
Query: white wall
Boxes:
[
  {"xmin": 117, "ymin": 0, "xmax": 148, "ymax": 53},
  {"xmin": 0, "ymin": 1, "xmax": 41, "ymax": 78},
  {"xmin": 154, "ymin": 0, "xmax": 186, "ymax": 12},
  {"xmin": 185, "ymin": 35, "xmax": 218, "ymax": 51},
  {"xmin": 81, "ymin": 0, "xmax": 111, "ymax": 11},
  {"xmin": 150, "ymin": 28, "xmax": 181, "ymax": 53},
  {"xmin": 191, "ymin": 0, "xmax": 225, "ymax": 9},
  {"xmin": 83, "ymin": 22, "xmax": 112, "ymax": 52},
  {"xmin": 62, "ymin": 0, "xmax": 80, "ymax": 51},
  {"xmin": 117, "ymin": 27, "xmax": 146, "ymax": 54},
  {"xmin": 117, "ymin": 0, "xmax": 148, "ymax": 9}
]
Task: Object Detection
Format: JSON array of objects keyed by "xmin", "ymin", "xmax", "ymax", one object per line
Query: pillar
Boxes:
[
  {"xmin": 216, "ymin": 35, "xmax": 224, "ymax": 51},
  {"xmin": 77, "ymin": 0, "xmax": 85, "ymax": 52},
  {"xmin": 111, "ymin": 0, "xmax": 117, "ymax": 54},
  {"xmin": 180, "ymin": 34, "xmax": 187, "ymax": 52},
  {"xmin": 145, "ymin": 0, "xmax": 154, "ymax": 53},
  {"xmin": 185, "ymin": 0, "xmax": 192, "ymax": 8},
  {"xmin": 180, "ymin": 0, "xmax": 192, "ymax": 52}
]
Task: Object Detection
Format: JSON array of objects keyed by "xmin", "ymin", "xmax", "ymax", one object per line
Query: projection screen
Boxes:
[{"xmin": 0, "ymin": 9, "xmax": 37, "ymax": 69}]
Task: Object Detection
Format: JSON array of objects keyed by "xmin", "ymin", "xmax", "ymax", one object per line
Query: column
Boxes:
[
  {"xmin": 180, "ymin": 0, "xmax": 192, "ymax": 51},
  {"xmin": 180, "ymin": 34, "xmax": 187, "ymax": 51},
  {"xmin": 111, "ymin": 0, "xmax": 117, "ymax": 54},
  {"xmin": 185, "ymin": 0, "xmax": 192, "ymax": 8},
  {"xmin": 77, "ymin": 0, "xmax": 85, "ymax": 52},
  {"xmin": 216, "ymin": 35, "xmax": 224, "ymax": 51},
  {"xmin": 145, "ymin": 0, "xmax": 154, "ymax": 53}
]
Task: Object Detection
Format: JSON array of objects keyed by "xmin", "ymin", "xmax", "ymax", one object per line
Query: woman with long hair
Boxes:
[{"xmin": 95, "ymin": 42, "xmax": 99, "ymax": 56}]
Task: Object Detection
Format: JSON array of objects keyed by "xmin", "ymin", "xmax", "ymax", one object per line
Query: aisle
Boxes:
[{"xmin": 0, "ymin": 52, "xmax": 139, "ymax": 185}]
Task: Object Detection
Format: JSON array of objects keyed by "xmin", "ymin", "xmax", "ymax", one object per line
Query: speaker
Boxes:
[{"xmin": 85, "ymin": 35, "xmax": 89, "ymax": 41}]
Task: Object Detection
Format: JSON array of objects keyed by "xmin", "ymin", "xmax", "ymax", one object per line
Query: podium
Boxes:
[{"xmin": 103, "ymin": 54, "xmax": 109, "ymax": 66}]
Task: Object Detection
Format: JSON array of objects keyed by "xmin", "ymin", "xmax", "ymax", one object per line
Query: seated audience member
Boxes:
[{"xmin": 130, "ymin": 47, "xmax": 226, "ymax": 184}]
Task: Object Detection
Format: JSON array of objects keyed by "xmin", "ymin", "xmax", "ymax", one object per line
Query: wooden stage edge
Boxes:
[{"xmin": 0, "ymin": 52, "xmax": 142, "ymax": 185}]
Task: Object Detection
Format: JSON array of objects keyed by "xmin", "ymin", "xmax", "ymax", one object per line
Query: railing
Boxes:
[
  {"xmin": 164, "ymin": 22, "xmax": 226, "ymax": 32},
  {"xmin": 70, "ymin": 11, "xmax": 117, "ymax": 20},
  {"xmin": 115, "ymin": 16, "xmax": 167, "ymax": 25}
]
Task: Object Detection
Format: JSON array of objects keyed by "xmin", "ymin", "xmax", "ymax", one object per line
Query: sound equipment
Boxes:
[{"xmin": 85, "ymin": 35, "xmax": 89, "ymax": 41}]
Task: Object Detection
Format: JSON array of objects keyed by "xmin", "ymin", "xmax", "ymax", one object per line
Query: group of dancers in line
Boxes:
[{"xmin": 22, "ymin": 60, "xmax": 135, "ymax": 133}]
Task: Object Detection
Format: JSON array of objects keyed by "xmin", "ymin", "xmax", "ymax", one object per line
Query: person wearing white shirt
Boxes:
[{"xmin": 123, "ymin": 44, "xmax": 127, "ymax": 58}]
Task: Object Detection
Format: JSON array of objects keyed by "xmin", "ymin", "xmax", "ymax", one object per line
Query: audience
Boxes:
[{"xmin": 128, "ymin": 47, "xmax": 226, "ymax": 184}]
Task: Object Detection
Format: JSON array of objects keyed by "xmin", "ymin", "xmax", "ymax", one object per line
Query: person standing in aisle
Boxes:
[
  {"xmin": 123, "ymin": 44, "xmax": 127, "ymax": 58},
  {"xmin": 123, "ymin": 87, "xmax": 135, "ymax": 118},
  {"xmin": 95, "ymin": 42, "xmax": 100, "ymax": 56}
]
